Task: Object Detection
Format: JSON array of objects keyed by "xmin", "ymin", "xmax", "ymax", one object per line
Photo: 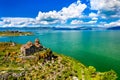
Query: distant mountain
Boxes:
[
  {"xmin": 52, "ymin": 27, "xmax": 108, "ymax": 30},
  {"xmin": 52, "ymin": 27, "xmax": 92, "ymax": 30},
  {"xmin": 107, "ymin": 26, "xmax": 120, "ymax": 30},
  {"xmin": 0, "ymin": 27, "xmax": 52, "ymax": 31},
  {"xmin": 0, "ymin": 26, "xmax": 110, "ymax": 31}
]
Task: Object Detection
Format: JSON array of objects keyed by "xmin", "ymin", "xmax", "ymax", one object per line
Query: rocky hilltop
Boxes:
[{"xmin": 0, "ymin": 39, "xmax": 117, "ymax": 80}]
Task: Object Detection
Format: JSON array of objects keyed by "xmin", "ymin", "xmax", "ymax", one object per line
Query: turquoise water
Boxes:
[{"xmin": 0, "ymin": 30, "xmax": 120, "ymax": 78}]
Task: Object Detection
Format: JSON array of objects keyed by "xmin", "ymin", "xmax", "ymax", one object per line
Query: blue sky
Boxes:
[
  {"xmin": 0, "ymin": 0, "xmax": 120, "ymax": 27},
  {"xmin": 0, "ymin": 0, "xmax": 76, "ymax": 17}
]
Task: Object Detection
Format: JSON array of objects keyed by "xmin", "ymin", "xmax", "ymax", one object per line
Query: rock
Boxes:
[
  {"xmin": 10, "ymin": 42, "xmax": 16, "ymax": 46},
  {"xmin": 2, "ymin": 72, "xmax": 11, "ymax": 80},
  {"xmin": 73, "ymin": 76, "xmax": 78, "ymax": 80}
]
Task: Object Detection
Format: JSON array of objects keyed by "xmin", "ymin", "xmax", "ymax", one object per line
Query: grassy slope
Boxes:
[{"xmin": 0, "ymin": 42, "xmax": 118, "ymax": 80}]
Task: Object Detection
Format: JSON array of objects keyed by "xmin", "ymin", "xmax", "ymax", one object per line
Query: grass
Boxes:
[{"xmin": 0, "ymin": 42, "xmax": 118, "ymax": 80}]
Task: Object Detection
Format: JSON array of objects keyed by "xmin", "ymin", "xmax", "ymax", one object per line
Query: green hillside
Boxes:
[{"xmin": 0, "ymin": 42, "xmax": 117, "ymax": 80}]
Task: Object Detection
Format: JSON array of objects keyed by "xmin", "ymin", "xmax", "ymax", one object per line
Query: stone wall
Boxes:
[{"xmin": 21, "ymin": 39, "xmax": 43, "ymax": 56}]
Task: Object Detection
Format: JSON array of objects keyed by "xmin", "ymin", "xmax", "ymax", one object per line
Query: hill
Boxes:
[{"xmin": 0, "ymin": 41, "xmax": 117, "ymax": 80}]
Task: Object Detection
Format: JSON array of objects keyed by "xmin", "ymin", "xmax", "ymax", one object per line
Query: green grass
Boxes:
[{"xmin": 0, "ymin": 42, "xmax": 118, "ymax": 80}]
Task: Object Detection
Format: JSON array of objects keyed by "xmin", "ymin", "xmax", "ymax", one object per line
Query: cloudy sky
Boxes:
[{"xmin": 0, "ymin": 0, "xmax": 120, "ymax": 27}]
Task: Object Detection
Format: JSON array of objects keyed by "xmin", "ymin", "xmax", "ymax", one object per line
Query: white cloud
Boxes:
[
  {"xmin": 39, "ymin": 20, "xmax": 60, "ymax": 25},
  {"xmin": 89, "ymin": 12, "xmax": 98, "ymax": 18},
  {"xmin": 1, "ymin": 17, "xmax": 36, "ymax": 27},
  {"xmin": 36, "ymin": 11, "xmax": 60, "ymax": 21},
  {"xmin": 0, "ymin": 0, "xmax": 87, "ymax": 27},
  {"xmin": 87, "ymin": 20, "xmax": 97, "ymax": 24},
  {"xmin": 90, "ymin": 0, "xmax": 120, "ymax": 18},
  {"xmin": 92, "ymin": 17, "xmax": 98, "ymax": 21},
  {"xmin": 36, "ymin": 0, "xmax": 87, "ymax": 24},
  {"xmin": 0, "ymin": 21, "xmax": 4, "ymax": 25},
  {"xmin": 60, "ymin": 0, "xmax": 87, "ymax": 20},
  {"xmin": 104, "ymin": 20, "xmax": 120, "ymax": 27},
  {"xmin": 71, "ymin": 20, "xmax": 83, "ymax": 24},
  {"xmin": 89, "ymin": 12, "xmax": 98, "ymax": 22},
  {"xmin": 90, "ymin": 0, "xmax": 105, "ymax": 10},
  {"xmin": 0, "ymin": 0, "xmax": 88, "ymax": 27},
  {"xmin": 90, "ymin": 0, "xmax": 120, "ymax": 10},
  {"xmin": 70, "ymin": 19, "xmax": 97, "ymax": 25},
  {"xmin": 36, "ymin": 11, "xmax": 62, "ymax": 25}
]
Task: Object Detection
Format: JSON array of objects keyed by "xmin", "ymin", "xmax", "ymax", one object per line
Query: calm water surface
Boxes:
[{"xmin": 0, "ymin": 30, "xmax": 120, "ymax": 78}]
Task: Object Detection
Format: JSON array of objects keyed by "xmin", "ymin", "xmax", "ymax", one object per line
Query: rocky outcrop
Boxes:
[{"xmin": 21, "ymin": 38, "xmax": 43, "ymax": 56}]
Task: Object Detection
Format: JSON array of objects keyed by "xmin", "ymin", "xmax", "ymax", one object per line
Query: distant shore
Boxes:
[{"xmin": 0, "ymin": 31, "xmax": 33, "ymax": 36}]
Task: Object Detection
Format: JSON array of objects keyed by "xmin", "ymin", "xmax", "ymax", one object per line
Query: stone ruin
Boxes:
[{"xmin": 20, "ymin": 38, "xmax": 43, "ymax": 56}]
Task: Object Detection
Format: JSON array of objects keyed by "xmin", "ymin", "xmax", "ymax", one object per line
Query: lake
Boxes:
[{"xmin": 0, "ymin": 30, "xmax": 120, "ymax": 78}]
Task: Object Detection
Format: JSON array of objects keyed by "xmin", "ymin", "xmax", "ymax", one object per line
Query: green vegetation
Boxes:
[
  {"xmin": 0, "ymin": 31, "xmax": 32, "ymax": 36},
  {"xmin": 0, "ymin": 42, "xmax": 118, "ymax": 80}
]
